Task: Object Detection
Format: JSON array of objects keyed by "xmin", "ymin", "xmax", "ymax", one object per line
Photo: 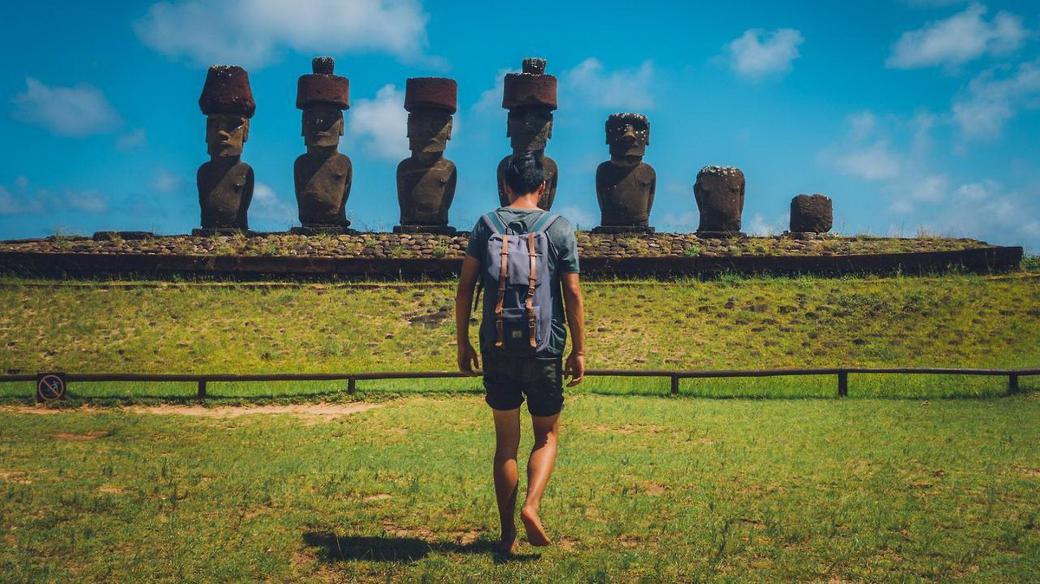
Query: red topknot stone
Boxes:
[
  {"xmin": 404, "ymin": 77, "xmax": 457, "ymax": 114},
  {"xmin": 297, "ymin": 56, "xmax": 350, "ymax": 110},
  {"xmin": 199, "ymin": 65, "xmax": 255, "ymax": 117},
  {"xmin": 503, "ymin": 57, "xmax": 557, "ymax": 110}
]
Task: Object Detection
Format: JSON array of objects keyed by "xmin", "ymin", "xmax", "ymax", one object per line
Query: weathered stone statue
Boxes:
[
  {"xmin": 694, "ymin": 166, "xmax": 745, "ymax": 236},
  {"xmin": 394, "ymin": 77, "xmax": 458, "ymax": 234},
  {"xmin": 790, "ymin": 193, "xmax": 833, "ymax": 234},
  {"xmin": 194, "ymin": 65, "xmax": 255, "ymax": 235},
  {"xmin": 593, "ymin": 113, "xmax": 656, "ymax": 233},
  {"xmin": 291, "ymin": 57, "xmax": 354, "ymax": 235},
  {"xmin": 497, "ymin": 58, "xmax": 558, "ymax": 210}
]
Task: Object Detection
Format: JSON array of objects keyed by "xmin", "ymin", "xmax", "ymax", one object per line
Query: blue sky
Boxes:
[{"xmin": 1, "ymin": 0, "xmax": 1038, "ymax": 251}]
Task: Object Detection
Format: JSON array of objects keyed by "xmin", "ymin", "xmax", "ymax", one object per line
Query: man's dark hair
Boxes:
[{"xmin": 503, "ymin": 152, "xmax": 545, "ymax": 196}]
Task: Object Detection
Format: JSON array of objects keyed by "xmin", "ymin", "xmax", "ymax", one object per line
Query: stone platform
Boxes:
[{"xmin": 0, "ymin": 231, "xmax": 1021, "ymax": 279}]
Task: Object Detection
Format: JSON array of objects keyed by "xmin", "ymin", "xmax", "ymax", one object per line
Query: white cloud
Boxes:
[
  {"xmin": 250, "ymin": 182, "xmax": 296, "ymax": 223},
  {"xmin": 723, "ymin": 28, "xmax": 804, "ymax": 81},
  {"xmin": 472, "ymin": 68, "xmax": 511, "ymax": 114},
  {"xmin": 563, "ymin": 58, "xmax": 655, "ymax": 110},
  {"xmin": 0, "ymin": 187, "xmax": 36, "ymax": 215},
  {"xmin": 951, "ymin": 60, "xmax": 1040, "ymax": 140},
  {"xmin": 747, "ymin": 213, "xmax": 787, "ymax": 236},
  {"xmin": 834, "ymin": 141, "xmax": 902, "ymax": 180},
  {"xmin": 66, "ymin": 190, "xmax": 108, "ymax": 214},
  {"xmin": 11, "ymin": 78, "xmax": 121, "ymax": 137},
  {"xmin": 134, "ymin": 0, "xmax": 435, "ymax": 68},
  {"xmin": 151, "ymin": 168, "xmax": 184, "ymax": 193},
  {"xmin": 117, "ymin": 129, "xmax": 148, "ymax": 150},
  {"xmin": 14, "ymin": 176, "xmax": 29, "ymax": 189},
  {"xmin": 348, "ymin": 84, "xmax": 408, "ymax": 161},
  {"xmin": 555, "ymin": 205, "xmax": 596, "ymax": 230},
  {"xmin": 887, "ymin": 4, "xmax": 1028, "ymax": 69},
  {"xmin": 921, "ymin": 180, "xmax": 1040, "ymax": 247}
]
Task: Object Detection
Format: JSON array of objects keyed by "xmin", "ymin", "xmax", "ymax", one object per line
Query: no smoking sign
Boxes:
[{"xmin": 36, "ymin": 373, "xmax": 67, "ymax": 402}]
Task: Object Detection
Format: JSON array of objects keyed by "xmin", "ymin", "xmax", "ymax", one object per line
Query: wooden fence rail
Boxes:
[{"xmin": 4, "ymin": 367, "xmax": 1038, "ymax": 402}]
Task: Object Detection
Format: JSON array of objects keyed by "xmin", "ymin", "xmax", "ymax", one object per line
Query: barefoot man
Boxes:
[{"xmin": 455, "ymin": 153, "xmax": 586, "ymax": 554}]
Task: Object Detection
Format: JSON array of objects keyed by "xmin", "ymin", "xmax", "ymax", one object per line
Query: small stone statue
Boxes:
[
  {"xmin": 694, "ymin": 166, "xmax": 745, "ymax": 236},
  {"xmin": 292, "ymin": 57, "xmax": 354, "ymax": 235},
  {"xmin": 593, "ymin": 113, "xmax": 656, "ymax": 233},
  {"xmin": 195, "ymin": 65, "xmax": 255, "ymax": 235},
  {"xmin": 497, "ymin": 58, "xmax": 558, "ymax": 210},
  {"xmin": 790, "ymin": 193, "xmax": 833, "ymax": 234},
  {"xmin": 394, "ymin": 77, "xmax": 458, "ymax": 234}
]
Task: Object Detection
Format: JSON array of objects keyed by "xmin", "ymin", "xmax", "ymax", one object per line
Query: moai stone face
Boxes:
[
  {"xmin": 790, "ymin": 193, "xmax": 833, "ymax": 233},
  {"xmin": 293, "ymin": 57, "xmax": 352, "ymax": 233},
  {"xmin": 594, "ymin": 113, "xmax": 655, "ymax": 232},
  {"xmin": 497, "ymin": 58, "xmax": 558, "ymax": 210},
  {"xmin": 196, "ymin": 65, "xmax": 256, "ymax": 234},
  {"xmin": 396, "ymin": 77, "xmax": 458, "ymax": 233},
  {"xmin": 694, "ymin": 166, "xmax": 745, "ymax": 234},
  {"xmin": 302, "ymin": 106, "xmax": 344, "ymax": 149}
]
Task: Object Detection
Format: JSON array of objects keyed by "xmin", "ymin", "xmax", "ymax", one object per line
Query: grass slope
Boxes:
[
  {"xmin": 0, "ymin": 272, "xmax": 1038, "ymax": 400},
  {"xmin": 2, "ymin": 394, "xmax": 1038, "ymax": 582}
]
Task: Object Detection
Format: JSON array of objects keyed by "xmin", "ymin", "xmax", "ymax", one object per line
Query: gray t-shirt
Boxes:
[{"xmin": 465, "ymin": 207, "xmax": 580, "ymax": 356}]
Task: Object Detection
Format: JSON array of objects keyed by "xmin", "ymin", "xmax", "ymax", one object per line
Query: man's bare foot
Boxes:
[
  {"xmin": 496, "ymin": 526, "xmax": 518, "ymax": 555},
  {"xmin": 521, "ymin": 505, "xmax": 551, "ymax": 546}
]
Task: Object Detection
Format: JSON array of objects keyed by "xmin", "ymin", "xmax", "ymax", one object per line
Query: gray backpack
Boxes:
[{"xmin": 476, "ymin": 210, "xmax": 560, "ymax": 355}]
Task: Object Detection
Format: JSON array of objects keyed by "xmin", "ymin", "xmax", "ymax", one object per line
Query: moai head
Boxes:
[
  {"xmin": 606, "ymin": 113, "xmax": 649, "ymax": 165},
  {"xmin": 503, "ymin": 58, "xmax": 557, "ymax": 151},
  {"xmin": 297, "ymin": 56, "xmax": 349, "ymax": 148},
  {"xmin": 404, "ymin": 77, "xmax": 457, "ymax": 158},
  {"xmin": 199, "ymin": 65, "xmax": 255, "ymax": 158},
  {"xmin": 790, "ymin": 193, "xmax": 833, "ymax": 233}
]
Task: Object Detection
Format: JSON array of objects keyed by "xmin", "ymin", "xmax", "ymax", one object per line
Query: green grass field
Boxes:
[
  {"xmin": 2, "ymin": 394, "xmax": 1039, "ymax": 582},
  {"xmin": 1, "ymin": 270, "xmax": 1038, "ymax": 401}
]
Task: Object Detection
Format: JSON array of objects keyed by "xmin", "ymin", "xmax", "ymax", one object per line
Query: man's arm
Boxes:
[
  {"xmin": 561, "ymin": 272, "xmax": 585, "ymax": 386},
  {"xmin": 455, "ymin": 255, "xmax": 481, "ymax": 374}
]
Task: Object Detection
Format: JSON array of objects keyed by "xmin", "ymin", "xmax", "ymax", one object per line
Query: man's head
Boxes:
[{"xmin": 502, "ymin": 152, "xmax": 546, "ymax": 201}]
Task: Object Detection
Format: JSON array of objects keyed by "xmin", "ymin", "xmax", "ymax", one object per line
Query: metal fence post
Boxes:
[
  {"xmin": 1008, "ymin": 373, "xmax": 1019, "ymax": 395},
  {"xmin": 348, "ymin": 377, "xmax": 357, "ymax": 395},
  {"xmin": 670, "ymin": 374, "xmax": 679, "ymax": 395},
  {"xmin": 837, "ymin": 371, "xmax": 848, "ymax": 397},
  {"xmin": 197, "ymin": 380, "xmax": 207, "ymax": 399}
]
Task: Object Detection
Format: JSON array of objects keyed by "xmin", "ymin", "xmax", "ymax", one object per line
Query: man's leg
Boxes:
[
  {"xmin": 491, "ymin": 407, "xmax": 521, "ymax": 553},
  {"xmin": 521, "ymin": 412, "xmax": 560, "ymax": 546}
]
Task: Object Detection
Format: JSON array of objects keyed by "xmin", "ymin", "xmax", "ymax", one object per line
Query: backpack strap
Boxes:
[
  {"xmin": 530, "ymin": 212, "xmax": 560, "ymax": 234},
  {"xmin": 482, "ymin": 211, "xmax": 509, "ymax": 235},
  {"xmin": 525, "ymin": 232, "xmax": 538, "ymax": 348},
  {"xmin": 494, "ymin": 234, "xmax": 510, "ymax": 348}
]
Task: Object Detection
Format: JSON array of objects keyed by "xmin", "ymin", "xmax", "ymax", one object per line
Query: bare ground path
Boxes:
[{"xmin": 0, "ymin": 401, "xmax": 383, "ymax": 421}]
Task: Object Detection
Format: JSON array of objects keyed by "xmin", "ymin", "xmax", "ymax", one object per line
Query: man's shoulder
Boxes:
[{"xmin": 545, "ymin": 214, "xmax": 575, "ymax": 237}]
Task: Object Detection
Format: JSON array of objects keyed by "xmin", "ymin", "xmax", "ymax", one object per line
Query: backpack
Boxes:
[{"xmin": 474, "ymin": 210, "xmax": 560, "ymax": 355}]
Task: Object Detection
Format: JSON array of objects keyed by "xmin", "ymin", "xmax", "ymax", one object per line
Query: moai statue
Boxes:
[
  {"xmin": 497, "ymin": 58, "xmax": 558, "ymax": 210},
  {"xmin": 694, "ymin": 166, "xmax": 745, "ymax": 236},
  {"xmin": 394, "ymin": 77, "xmax": 458, "ymax": 235},
  {"xmin": 789, "ymin": 194, "xmax": 833, "ymax": 235},
  {"xmin": 592, "ymin": 113, "xmax": 656, "ymax": 233},
  {"xmin": 194, "ymin": 65, "xmax": 255, "ymax": 236},
  {"xmin": 291, "ymin": 57, "xmax": 354, "ymax": 235}
]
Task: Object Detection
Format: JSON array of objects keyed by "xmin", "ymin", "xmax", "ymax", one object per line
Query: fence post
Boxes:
[
  {"xmin": 197, "ymin": 380, "xmax": 207, "ymax": 399},
  {"xmin": 1008, "ymin": 373, "xmax": 1019, "ymax": 395},
  {"xmin": 837, "ymin": 371, "xmax": 848, "ymax": 398},
  {"xmin": 348, "ymin": 377, "xmax": 357, "ymax": 395},
  {"xmin": 670, "ymin": 375, "xmax": 679, "ymax": 395}
]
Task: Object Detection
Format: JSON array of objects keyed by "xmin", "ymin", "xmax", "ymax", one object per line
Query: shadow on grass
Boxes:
[{"xmin": 302, "ymin": 531, "xmax": 540, "ymax": 564}]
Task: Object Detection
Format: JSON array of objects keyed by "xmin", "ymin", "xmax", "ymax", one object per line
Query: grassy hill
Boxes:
[{"xmin": 1, "ymin": 268, "xmax": 1037, "ymax": 400}]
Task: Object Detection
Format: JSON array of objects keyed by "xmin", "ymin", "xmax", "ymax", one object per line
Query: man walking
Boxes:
[{"xmin": 455, "ymin": 153, "xmax": 586, "ymax": 555}]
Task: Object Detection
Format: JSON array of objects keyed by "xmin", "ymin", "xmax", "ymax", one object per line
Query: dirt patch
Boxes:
[
  {"xmin": 98, "ymin": 484, "xmax": 125, "ymax": 495},
  {"xmin": 3, "ymin": 402, "xmax": 382, "ymax": 421},
  {"xmin": 363, "ymin": 494, "xmax": 392, "ymax": 502},
  {"xmin": 0, "ymin": 470, "xmax": 32, "ymax": 484},
  {"xmin": 127, "ymin": 403, "xmax": 382, "ymax": 420},
  {"xmin": 641, "ymin": 482, "xmax": 667, "ymax": 496},
  {"xmin": 53, "ymin": 430, "xmax": 109, "ymax": 441}
]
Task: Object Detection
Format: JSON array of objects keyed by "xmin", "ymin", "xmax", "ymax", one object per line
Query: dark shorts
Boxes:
[{"xmin": 481, "ymin": 351, "xmax": 564, "ymax": 417}]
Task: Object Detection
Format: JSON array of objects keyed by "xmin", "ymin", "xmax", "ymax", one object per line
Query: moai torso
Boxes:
[
  {"xmin": 497, "ymin": 153, "xmax": 558, "ymax": 210},
  {"xmin": 398, "ymin": 156, "xmax": 456, "ymax": 224},
  {"xmin": 198, "ymin": 158, "xmax": 254, "ymax": 229},
  {"xmin": 596, "ymin": 161, "xmax": 655, "ymax": 226},
  {"xmin": 694, "ymin": 166, "xmax": 745, "ymax": 234},
  {"xmin": 294, "ymin": 151, "xmax": 351, "ymax": 226}
]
